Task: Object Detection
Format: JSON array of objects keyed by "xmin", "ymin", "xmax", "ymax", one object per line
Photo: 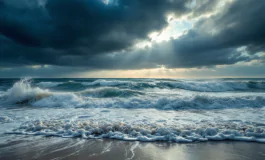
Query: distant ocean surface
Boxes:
[{"xmin": 0, "ymin": 78, "xmax": 265, "ymax": 143}]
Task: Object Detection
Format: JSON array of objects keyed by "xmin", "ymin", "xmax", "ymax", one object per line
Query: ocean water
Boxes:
[{"xmin": 0, "ymin": 78, "xmax": 265, "ymax": 143}]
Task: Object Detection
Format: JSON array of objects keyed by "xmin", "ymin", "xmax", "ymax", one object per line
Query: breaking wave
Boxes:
[{"xmin": 0, "ymin": 78, "xmax": 51, "ymax": 105}]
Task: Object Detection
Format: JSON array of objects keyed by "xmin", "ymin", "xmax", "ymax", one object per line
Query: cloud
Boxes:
[
  {"xmin": 0, "ymin": 0, "xmax": 265, "ymax": 77},
  {"xmin": 0, "ymin": 0, "xmax": 188, "ymax": 51}
]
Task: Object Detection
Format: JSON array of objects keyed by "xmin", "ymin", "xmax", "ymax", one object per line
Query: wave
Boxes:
[
  {"xmin": 1, "ymin": 78, "xmax": 51, "ymax": 104},
  {"xmin": 31, "ymin": 93, "xmax": 265, "ymax": 109},
  {"xmin": 34, "ymin": 79, "xmax": 265, "ymax": 92},
  {"xmin": 79, "ymin": 87, "xmax": 144, "ymax": 98},
  {"xmin": 37, "ymin": 80, "xmax": 138, "ymax": 88},
  {"xmin": 0, "ymin": 79, "xmax": 144, "ymax": 105},
  {"xmin": 37, "ymin": 81, "xmax": 87, "ymax": 91},
  {"xmin": 159, "ymin": 80, "xmax": 265, "ymax": 92},
  {"xmin": 37, "ymin": 82, "xmax": 64, "ymax": 88},
  {"xmin": 1, "ymin": 78, "xmax": 265, "ymax": 109},
  {"xmin": 82, "ymin": 79, "xmax": 133, "ymax": 86},
  {"xmin": 6, "ymin": 119, "xmax": 265, "ymax": 143}
]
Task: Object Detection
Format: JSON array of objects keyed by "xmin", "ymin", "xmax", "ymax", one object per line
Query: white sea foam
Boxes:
[
  {"xmin": 6, "ymin": 118, "xmax": 265, "ymax": 143},
  {"xmin": 1, "ymin": 103, "xmax": 265, "ymax": 144}
]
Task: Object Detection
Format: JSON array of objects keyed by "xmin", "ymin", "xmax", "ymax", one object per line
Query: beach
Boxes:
[
  {"xmin": 0, "ymin": 135, "xmax": 264, "ymax": 160},
  {"xmin": 2, "ymin": 0, "xmax": 265, "ymax": 159},
  {"xmin": 0, "ymin": 78, "xmax": 265, "ymax": 159}
]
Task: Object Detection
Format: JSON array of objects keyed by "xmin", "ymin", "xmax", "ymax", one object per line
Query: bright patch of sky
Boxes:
[
  {"xmin": 149, "ymin": 18, "xmax": 193, "ymax": 43},
  {"xmin": 135, "ymin": 18, "xmax": 193, "ymax": 49}
]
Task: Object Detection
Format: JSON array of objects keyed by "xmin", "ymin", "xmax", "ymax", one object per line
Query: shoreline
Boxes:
[{"xmin": 0, "ymin": 135, "xmax": 264, "ymax": 160}]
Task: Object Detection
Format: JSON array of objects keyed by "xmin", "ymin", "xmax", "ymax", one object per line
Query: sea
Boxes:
[{"xmin": 0, "ymin": 78, "xmax": 265, "ymax": 143}]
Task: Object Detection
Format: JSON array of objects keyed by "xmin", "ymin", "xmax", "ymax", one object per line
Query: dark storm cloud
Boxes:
[
  {"xmin": 0, "ymin": 0, "xmax": 187, "ymax": 51},
  {"xmin": 192, "ymin": 0, "xmax": 265, "ymax": 54},
  {"xmin": 0, "ymin": 0, "xmax": 265, "ymax": 71}
]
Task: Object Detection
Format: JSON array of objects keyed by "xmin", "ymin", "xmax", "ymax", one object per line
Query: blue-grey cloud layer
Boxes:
[{"xmin": 0, "ymin": 0, "xmax": 265, "ymax": 72}]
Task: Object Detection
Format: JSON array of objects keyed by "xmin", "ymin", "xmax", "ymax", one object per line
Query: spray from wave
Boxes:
[{"xmin": 1, "ymin": 78, "xmax": 51, "ymax": 104}]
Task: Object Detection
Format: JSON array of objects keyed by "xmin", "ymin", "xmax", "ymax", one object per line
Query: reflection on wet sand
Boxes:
[{"xmin": 0, "ymin": 135, "xmax": 264, "ymax": 160}]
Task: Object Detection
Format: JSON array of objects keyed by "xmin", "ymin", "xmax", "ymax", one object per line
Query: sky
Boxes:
[{"xmin": 0, "ymin": 0, "xmax": 265, "ymax": 78}]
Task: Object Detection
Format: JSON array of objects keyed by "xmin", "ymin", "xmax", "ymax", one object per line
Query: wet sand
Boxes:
[{"xmin": 0, "ymin": 135, "xmax": 264, "ymax": 160}]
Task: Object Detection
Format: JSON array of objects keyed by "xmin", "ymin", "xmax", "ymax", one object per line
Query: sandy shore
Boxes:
[{"xmin": 0, "ymin": 135, "xmax": 264, "ymax": 160}]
